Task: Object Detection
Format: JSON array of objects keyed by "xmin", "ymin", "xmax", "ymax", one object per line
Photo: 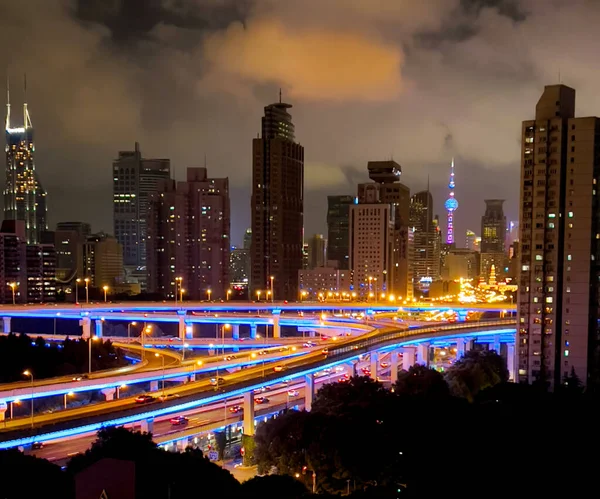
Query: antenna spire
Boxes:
[
  {"xmin": 279, "ymin": 88, "xmax": 282, "ymax": 103},
  {"xmin": 5, "ymin": 74, "xmax": 10, "ymax": 130},
  {"xmin": 23, "ymin": 73, "xmax": 31, "ymax": 129}
]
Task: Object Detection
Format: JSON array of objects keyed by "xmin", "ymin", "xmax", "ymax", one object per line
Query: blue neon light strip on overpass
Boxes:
[{"xmin": 0, "ymin": 327, "xmax": 515, "ymax": 449}]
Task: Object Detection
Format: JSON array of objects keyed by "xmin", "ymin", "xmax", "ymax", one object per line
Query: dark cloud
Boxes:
[{"xmin": 2, "ymin": 0, "xmax": 600, "ymax": 245}]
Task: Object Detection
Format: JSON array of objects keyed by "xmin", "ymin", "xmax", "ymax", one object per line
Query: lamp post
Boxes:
[
  {"xmin": 180, "ymin": 288, "xmax": 185, "ymax": 303},
  {"xmin": 23, "ymin": 370, "xmax": 33, "ymax": 429},
  {"xmin": 142, "ymin": 325, "xmax": 152, "ymax": 362},
  {"xmin": 8, "ymin": 282, "xmax": 16, "ymax": 305},
  {"xmin": 256, "ymin": 290, "xmax": 261, "ymax": 302},
  {"xmin": 75, "ymin": 278, "xmax": 81, "ymax": 304},
  {"xmin": 175, "ymin": 277, "xmax": 182, "ymax": 304},
  {"xmin": 226, "ymin": 289, "xmax": 232, "ymax": 301},
  {"xmin": 103, "ymin": 285, "xmax": 109, "ymax": 303},
  {"xmin": 84, "ymin": 278, "xmax": 90, "ymax": 304},
  {"xmin": 89, "ymin": 336, "xmax": 99, "ymax": 374},
  {"xmin": 207, "ymin": 289, "xmax": 212, "ymax": 301},
  {"xmin": 270, "ymin": 276, "xmax": 274, "ymax": 303},
  {"xmin": 222, "ymin": 324, "xmax": 230, "ymax": 355},
  {"xmin": 64, "ymin": 391, "xmax": 74, "ymax": 409},
  {"xmin": 155, "ymin": 353, "xmax": 165, "ymax": 395},
  {"xmin": 127, "ymin": 321, "xmax": 137, "ymax": 340},
  {"xmin": 182, "ymin": 342, "xmax": 189, "ymax": 361}
]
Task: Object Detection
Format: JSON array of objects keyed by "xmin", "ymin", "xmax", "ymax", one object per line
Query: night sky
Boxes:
[{"xmin": 2, "ymin": 0, "xmax": 598, "ymax": 245}]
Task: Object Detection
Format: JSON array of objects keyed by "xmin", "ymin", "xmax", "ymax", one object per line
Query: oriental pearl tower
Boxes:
[{"xmin": 444, "ymin": 158, "xmax": 458, "ymax": 245}]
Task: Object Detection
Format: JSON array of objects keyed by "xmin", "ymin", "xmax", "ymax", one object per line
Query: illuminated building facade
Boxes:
[
  {"xmin": 410, "ymin": 190, "xmax": 441, "ymax": 293},
  {"xmin": 79, "ymin": 233, "xmax": 123, "ymax": 288},
  {"xmin": 112, "ymin": 142, "xmax": 171, "ymax": 279},
  {"xmin": 444, "ymin": 159, "xmax": 458, "ymax": 246},
  {"xmin": 147, "ymin": 167, "xmax": 230, "ymax": 300},
  {"xmin": 4, "ymin": 78, "xmax": 47, "ymax": 244},
  {"xmin": 327, "ymin": 195, "xmax": 354, "ymax": 269},
  {"xmin": 518, "ymin": 84, "xmax": 600, "ymax": 389},
  {"xmin": 251, "ymin": 99, "xmax": 304, "ymax": 301}
]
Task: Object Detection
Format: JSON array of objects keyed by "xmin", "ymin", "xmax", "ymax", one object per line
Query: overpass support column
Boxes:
[
  {"xmin": 507, "ymin": 343, "xmax": 515, "ymax": 381},
  {"xmin": 177, "ymin": 438, "xmax": 189, "ymax": 452},
  {"xmin": 101, "ymin": 388, "xmax": 115, "ymax": 401},
  {"xmin": 250, "ymin": 324, "xmax": 257, "ymax": 339},
  {"xmin": 231, "ymin": 325, "xmax": 240, "ymax": 340},
  {"xmin": 417, "ymin": 343, "xmax": 430, "ymax": 367},
  {"xmin": 243, "ymin": 391, "xmax": 255, "ymax": 436},
  {"xmin": 305, "ymin": 374, "xmax": 315, "ymax": 412},
  {"xmin": 2, "ymin": 317, "xmax": 10, "ymax": 334},
  {"xmin": 140, "ymin": 417, "xmax": 154, "ymax": 434},
  {"xmin": 402, "ymin": 347, "xmax": 416, "ymax": 371},
  {"xmin": 456, "ymin": 338, "xmax": 472, "ymax": 359},
  {"xmin": 390, "ymin": 350, "xmax": 399, "ymax": 384},
  {"xmin": 490, "ymin": 335, "xmax": 501, "ymax": 354},
  {"xmin": 272, "ymin": 312, "xmax": 281, "ymax": 338},
  {"xmin": 80, "ymin": 317, "xmax": 91, "ymax": 339},
  {"xmin": 150, "ymin": 380, "xmax": 159, "ymax": 392},
  {"xmin": 370, "ymin": 352, "xmax": 379, "ymax": 380},
  {"xmin": 94, "ymin": 319, "xmax": 103, "ymax": 338},
  {"xmin": 177, "ymin": 312, "xmax": 189, "ymax": 341}
]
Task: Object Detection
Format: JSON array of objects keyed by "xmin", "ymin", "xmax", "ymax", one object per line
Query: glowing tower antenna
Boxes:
[
  {"xmin": 5, "ymin": 75, "xmax": 9, "ymax": 130},
  {"xmin": 444, "ymin": 158, "xmax": 458, "ymax": 245},
  {"xmin": 23, "ymin": 73, "xmax": 32, "ymax": 129}
]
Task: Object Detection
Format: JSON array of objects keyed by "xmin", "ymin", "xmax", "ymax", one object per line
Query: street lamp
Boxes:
[
  {"xmin": 89, "ymin": 336, "xmax": 100, "ymax": 374},
  {"xmin": 8, "ymin": 282, "xmax": 16, "ymax": 305},
  {"xmin": 175, "ymin": 277, "xmax": 183, "ymax": 304},
  {"xmin": 142, "ymin": 325, "xmax": 152, "ymax": 361},
  {"xmin": 103, "ymin": 285, "xmax": 109, "ymax": 303},
  {"xmin": 127, "ymin": 321, "xmax": 137, "ymax": 340},
  {"xmin": 64, "ymin": 391, "xmax": 75, "ymax": 409},
  {"xmin": 180, "ymin": 288, "xmax": 185, "ymax": 303},
  {"xmin": 155, "ymin": 353, "xmax": 165, "ymax": 395},
  {"xmin": 256, "ymin": 290, "xmax": 261, "ymax": 302},
  {"xmin": 75, "ymin": 278, "xmax": 81, "ymax": 304},
  {"xmin": 182, "ymin": 342, "xmax": 190, "ymax": 361},
  {"xmin": 23, "ymin": 370, "xmax": 33, "ymax": 428},
  {"xmin": 270, "ymin": 276, "xmax": 274, "ymax": 303},
  {"xmin": 84, "ymin": 278, "xmax": 90, "ymax": 304},
  {"xmin": 226, "ymin": 289, "xmax": 232, "ymax": 301},
  {"xmin": 222, "ymin": 324, "xmax": 231, "ymax": 355},
  {"xmin": 207, "ymin": 289, "xmax": 212, "ymax": 301}
]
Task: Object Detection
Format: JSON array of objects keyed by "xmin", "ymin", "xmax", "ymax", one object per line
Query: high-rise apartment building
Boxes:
[
  {"xmin": 26, "ymin": 243, "xmax": 56, "ymax": 303},
  {"xmin": 147, "ymin": 167, "xmax": 230, "ymax": 300},
  {"xmin": 54, "ymin": 222, "xmax": 92, "ymax": 281},
  {"xmin": 410, "ymin": 190, "xmax": 441, "ymax": 292},
  {"xmin": 79, "ymin": 233, "xmax": 124, "ymax": 288},
  {"xmin": 480, "ymin": 199, "xmax": 507, "ymax": 282},
  {"xmin": 4, "ymin": 81, "xmax": 47, "ymax": 244},
  {"xmin": 466, "ymin": 230, "xmax": 481, "ymax": 251},
  {"xmin": 327, "ymin": 195, "xmax": 354, "ymax": 269},
  {"xmin": 251, "ymin": 100, "xmax": 304, "ymax": 301},
  {"xmin": 307, "ymin": 234, "xmax": 327, "ymax": 269},
  {"xmin": 356, "ymin": 161, "xmax": 412, "ymax": 299},
  {"xmin": 230, "ymin": 247, "xmax": 250, "ymax": 284},
  {"xmin": 518, "ymin": 84, "xmax": 600, "ymax": 389},
  {"xmin": 56, "ymin": 222, "xmax": 91, "ymax": 238},
  {"xmin": 113, "ymin": 142, "xmax": 170, "ymax": 274},
  {"xmin": 243, "ymin": 228, "xmax": 252, "ymax": 250}
]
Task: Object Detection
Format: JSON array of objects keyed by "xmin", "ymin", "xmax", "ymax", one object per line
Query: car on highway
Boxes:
[
  {"xmin": 135, "ymin": 395, "xmax": 156, "ymax": 404},
  {"xmin": 224, "ymin": 355, "xmax": 237, "ymax": 361},
  {"xmin": 170, "ymin": 416, "xmax": 189, "ymax": 426},
  {"xmin": 210, "ymin": 377, "xmax": 225, "ymax": 386},
  {"xmin": 258, "ymin": 350, "xmax": 269, "ymax": 355},
  {"xmin": 254, "ymin": 396, "xmax": 270, "ymax": 404},
  {"xmin": 338, "ymin": 374, "xmax": 350, "ymax": 383},
  {"xmin": 273, "ymin": 365, "xmax": 287, "ymax": 372},
  {"xmin": 72, "ymin": 374, "xmax": 89, "ymax": 381},
  {"xmin": 303, "ymin": 342, "xmax": 316, "ymax": 348},
  {"xmin": 321, "ymin": 348, "xmax": 329, "ymax": 355},
  {"xmin": 31, "ymin": 442, "xmax": 45, "ymax": 450},
  {"xmin": 229, "ymin": 405, "xmax": 243, "ymax": 414},
  {"xmin": 287, "ymin": 389, "xmax": 299, "ymax": 397},
  {"xmin": 158, "ymin": 393, "xmax": 179, "ymax": 402},
  {"xmin": 255, "ymin": 386, "xmax": 269, "ymax": 393},
  {"xmin": 380, "ymin": 362, "xmax": 390, "ymax": 369}
]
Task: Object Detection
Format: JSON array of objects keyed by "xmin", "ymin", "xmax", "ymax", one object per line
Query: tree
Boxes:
[
  {"xmin": 445, "ymin": 349, "xmax": 508, "ymax": 401},
  {"xmin": 394, "ymin": 364, "xmax": 450, "ymax": 399},
  {"xmin": 241, "ymin": 475, "xmax": 311, "ymax": 498}
]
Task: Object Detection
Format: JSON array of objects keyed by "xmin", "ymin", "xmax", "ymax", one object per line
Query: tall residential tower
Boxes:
[{"xmin": 251, "ymin": 99, "xmax": 304, "ymax": 301}]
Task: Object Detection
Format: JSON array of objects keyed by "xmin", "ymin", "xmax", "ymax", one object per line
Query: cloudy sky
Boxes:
[{"xmin": 2, "ymin": 0, "xmax": 600, "ymax": 245}]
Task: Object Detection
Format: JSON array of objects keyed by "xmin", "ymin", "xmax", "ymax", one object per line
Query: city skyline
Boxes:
[{"xmin": 12, "ymin": 1, "xmax": 600, "ymax": 242}]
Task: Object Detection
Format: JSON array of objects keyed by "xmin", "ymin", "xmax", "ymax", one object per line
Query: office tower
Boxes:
[
  {"xmin": 444, "ymin": 159, "xmax": 458, "ymax": 246},
  {"xmin": 356, "ymin": 160, "xmax": 412, "ymax": 299},
  {"xmin": 243, "ymin": 228, "xmax": 252, "ymax": 250},
  {"xmin": 327, "ymin": 195, "xmax": 354, "ymax": 269},
  {"xmin": 4, "ymin": 78, "xmax": 47, "ymax": 244},
  {"xmin": 113, "ymin": 142, "xmax": 170, "ymax": 276},
  {"xmin": 147, "ymin": 167, "xmax": 230, "ymax": 300},
  {"xmin": 349, "ymin": 203, "xmax": 393, "ymax": 297},
  {"xmin": 53, "ymin": 222, "xmax": 91, "ymax": 282},
  {"xmin": 307, "ymin": 234, "xmax": 327, "ymax": 269},
  {"xmin": 441, "ymin": 248, "xmax": 480, "ymax": 281},
  {"xmin": 518, "ymin": 84, "xmax": 600, "ymax": 389},
  {"xmin": 251, "ymin": 98, "xmax": 304, "ymax": 301},
  {"xmin": 480, "ymin": 199, "xmax": 507, "ymax": 282},
  {"xmin": 302, "ymin": 243, "xmax": 309, "ymax": 270},
  {"xmin": 26, "ymin": 243, "xmax": 56, "ymax": 303},
  {"xmin": 466, "ymin": 230, "xmax": 480, "ymax": 251},
  {"xmin": 410, "ymin": 190, "xmax": 441, "ymax": 292},
  {"xmin": 79, "ymin": 233, "xmax": 124, "ymax": 288},
  {"xmin": 56, "ymin": 222, "xmax": 91, "ymax": 238},
  {"xmin": 230, "ymin": 247, "xmax": 250, "ymax": 284},
  {"xmin": 298, "ymin": 267, "xmax": 351, "ymax": 299}
]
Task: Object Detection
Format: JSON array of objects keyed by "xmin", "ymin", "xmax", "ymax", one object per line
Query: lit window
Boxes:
[
  {"xmin": 566, "ymin": 287, "xmax": 571, "ymax": 293},
  {"xmin": 568, "ymin": 212, "xmax": 574, "ymax": 218},
  {"xmin": 546, "ymin": 297, "xmax": 553, "ymax": 303},
  {"xmin": 536, "ymin": 255, "xmax": 543, "ymax": 261},
  {"xmin": 564, "ymin": 350, "xmax": 570, "ymax": 357},
  {"xmin": 549, "ymin": 223, "xmax": 555, "ymax": 228},
  {"xmin": 522, "ymin": 265, "xmax": 530, "ymax": 271},
  {"xmin": 567, "ymin": 255, "xmax": 572, "ymax": 261},
  {"xmin": 548, "ymin": 213, "xmax": 556, "ymax": 218}
]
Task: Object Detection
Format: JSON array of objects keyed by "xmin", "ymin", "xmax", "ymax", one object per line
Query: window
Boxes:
[
  {"xmin": 567, "ymin": 255, "xmax": 572, "ymax": 261},
  {"xmin": 564, "ymin": 350, "xmax": 570, "ymax": 357},
  {"xmin": 546, "ymin": 297, "xmax": 553, "ymax": 303},
  {"xmin": 536, "ymin": 255, "xmax": 543, "ymax": 261},
  {"xmin": 522, "ymin": 265, "xmax": 530, "ymax": 271},
  {"xmin": 568, "ymin": 212, "xmax": 574, "ymax": 218},
  {"xmin": 548, "ymin": 213, "xmax": 556, "ymax": 218},
  {"xmin": 566, "ymin": 287, "xmax": 571, "ymax": 293}
]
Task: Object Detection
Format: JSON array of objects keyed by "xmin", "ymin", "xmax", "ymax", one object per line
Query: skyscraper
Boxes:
[
  {"xmin": 4, "ymin": 78, "xmax": 47, "ymax": 244},
  {"xmin": 480, "ymin": 199, "xmax": 507, "ymax": 281},
  {"xmin": 327, "ymin": 195, "xmax": 354, "ymax": 269},
  {"xmin": 113, "ymin": 142, "xmax": 170, "ymax": 278},
  {"xmin": 518, "ymin": 84, "xmax": 600, "ymax": 389},
  {"xmin": 307, "ymin": 234, "xmax": 327, "ymax": 269},
  {"xmin": 147, "ymin": 167, "xmax": 230, "ymax": 300},
  {"xmin": 79, "ymin": 233, "xmax": 124, "ymax": 288},
  {"xmin": 410, "ymin": 190, "xmax": 441, "ymax": 292},
  {"xmin": 356, "ymin": 160, "xmax": 412, "ymax": 299},
  {"xmin": 251, "ymin": 98, "xmax": 304, "ymax": 301}
]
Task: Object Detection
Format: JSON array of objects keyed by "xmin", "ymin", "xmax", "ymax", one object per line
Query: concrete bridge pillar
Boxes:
[
  {"xmin": 402, "ymin": 347, "xmax": 416, "ymax": 371},
  {"xmin": 490, "ymin": 335, "xmax": 501, "ymax": 354},
  {"xmin": 177, "ymin": 438, "xmax": 189, "ymax": 451},
  {"xmin": 140, "ymin": 417, "xmax": 154, "ymax": 434},
  {"xmin": 2, "ymin": 317, "xmax": 10, "ymax": 334},
  {"xmin": 305, "ymin": 374, "xmax": 315, "ymax": 412},
  {"xmin": 101, "ymin": 388, "xmax": 116, "ymax": 401},
  {"xmin": 231, "ymin": 325, "xmax": 240, "ymax": 340},
  {"xmin": 507, "ymin": 343, "xmax": 515, "ymax": 381},
  {"xmin": 370, "ymin": 352, "xmax": 379, "ymax": 380},
  {"xmin": 80, "ymin": 317, "xmax": 91, "ymax": 339},
  {"xmin": 243, "ymin": 391, "xmax": 255, "ymax": 436},
  {"xmin": 272, "ymin": 313, "xmax": 281, "ymax": 338},
  {"xmin": 150, "ymin": 380, "xmax": 159, "ymax": 392},
  {"xmin": 94, "ymin": 319, "xmax": 103, "ymax": 338},
  {"xmin": 390, "ymin": 350, "xmax": 399, "ymax": 384},
  {"xmin": 250, "ymin": 324, "xmax": 257, "ymax": 339},
  {"xmin": 456, "ymin": 338, "xmax": 472, "ymax": 359},
  {"xmin": 177, "ymin": 312, "xmax": 187, "ymax": 341},
  {"xmin": 417, "ymin": 343, "xmax": 430, "ymax": 367}
]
